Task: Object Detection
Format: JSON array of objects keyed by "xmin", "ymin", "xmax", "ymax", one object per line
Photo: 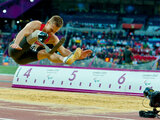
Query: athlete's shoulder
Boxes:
[
  {"xmin": 25, "ymin": 20, "xmax": 42, "ymax": 30},
  {"xmin": 28, "ymin": 20, "xmax": 42, "ymax": 26}
]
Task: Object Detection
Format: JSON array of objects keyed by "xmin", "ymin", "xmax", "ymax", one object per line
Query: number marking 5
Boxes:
[{"xmin": 69, "ymin": 71, "xmax": 78, "ymax": 81}]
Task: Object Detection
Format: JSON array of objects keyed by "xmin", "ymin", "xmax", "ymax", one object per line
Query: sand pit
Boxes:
[{"xmin": 0, "ymin": 87, "xmax": 152, "ymax": 114}]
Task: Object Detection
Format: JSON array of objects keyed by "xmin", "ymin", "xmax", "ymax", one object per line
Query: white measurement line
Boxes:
[
  {"xmin": 0, "ymin": 80, "xmax": 12, "ymax": 83},
  {"xmin": 0, "ymin": 74, "xmax": 14, "ymax": 76},
  {"xmin": 0, "ymin": 118, "xmax": 15, "ymax": 120},
  {"xmin": 0, "ymin": 106, "xmax": 135, "ymax": 120}
]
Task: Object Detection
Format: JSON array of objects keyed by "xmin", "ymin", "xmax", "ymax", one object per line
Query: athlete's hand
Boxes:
[
  {"xmin": 10, "ymin": 43, "xmax": 22, "ymax": 50},
  {"xmin": 79, "ymin": 49, "xmax": 92, "ymax": 60}
]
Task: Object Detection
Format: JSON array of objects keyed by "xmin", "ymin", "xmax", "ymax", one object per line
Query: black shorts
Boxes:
[{"xmin": 8, "ymin": 38, "xmax": 43, "ymax": 65}]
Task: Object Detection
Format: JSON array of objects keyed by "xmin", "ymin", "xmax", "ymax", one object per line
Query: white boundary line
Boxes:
[
  {"xmin": 0, "ymin": 106, "xmax": 135, "ymax": 120},
  {"xmin": 0, "ymin": 118, "xmax": 15, "ymax": 120},
  {"xmin": 0, "ymin": 74, "xmax": 14, "ymax": 76}
]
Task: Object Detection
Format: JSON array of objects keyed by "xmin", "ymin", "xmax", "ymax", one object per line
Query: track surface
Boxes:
[{"xmin": 0, "ymin": 74, "xmax": 158, "ymax": 120}]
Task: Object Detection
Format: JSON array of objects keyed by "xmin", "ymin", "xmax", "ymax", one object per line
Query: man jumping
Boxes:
[{"xmin": 8, "ymin": 15, "xmax": 92, "ymax": 65}]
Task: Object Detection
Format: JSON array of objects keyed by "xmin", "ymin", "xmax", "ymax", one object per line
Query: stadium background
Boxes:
[
  {"xmin": 0, "ymin": 0, "xmax": 160, "ymax": 70},
  {"xmin": 0, "ymin": 0, "xmax": 159, "ymax": 119}
]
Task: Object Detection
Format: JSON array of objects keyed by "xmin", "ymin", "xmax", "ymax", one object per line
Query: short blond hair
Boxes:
[{"xmin": 48, "ymin": 15, "xmax": 63, "ymax": 27}]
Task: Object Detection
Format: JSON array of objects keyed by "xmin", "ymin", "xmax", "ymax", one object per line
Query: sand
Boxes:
[{"xmin": 0, "ymin": 87, "xmax": 152, "ymax": 114}]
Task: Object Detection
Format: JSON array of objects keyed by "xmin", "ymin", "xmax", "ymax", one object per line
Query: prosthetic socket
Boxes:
[{"xmin": 26, "ymin": 30, "xmax": 48, "ymax": 45}]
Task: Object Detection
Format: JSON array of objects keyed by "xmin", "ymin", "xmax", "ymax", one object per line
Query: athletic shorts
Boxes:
[{"xmin": 8, "ymin": 38, "xmax": 44, "ymax": 65}]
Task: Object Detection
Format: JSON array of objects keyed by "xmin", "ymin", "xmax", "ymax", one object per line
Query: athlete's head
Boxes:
[{"xmin": 45, "ymin": 15, "xmax": 63, "ymax": 34}]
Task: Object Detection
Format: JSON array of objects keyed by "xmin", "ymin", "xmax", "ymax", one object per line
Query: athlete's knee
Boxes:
[
  {"xmin": 38, "ymin": 31, "xmax": 48, "ymax": 42},
  {"xmin": 26, "ymin": 30, "xmax": 41, "ymax": 45},
  {"xmin": 26, "ymin": 30, "xmax": 48, "ymax": 45}
]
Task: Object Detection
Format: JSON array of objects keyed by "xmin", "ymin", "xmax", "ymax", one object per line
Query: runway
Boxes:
[{"xmin": 0, "ymin": 74, "xmax": 158, "ymax": 120}]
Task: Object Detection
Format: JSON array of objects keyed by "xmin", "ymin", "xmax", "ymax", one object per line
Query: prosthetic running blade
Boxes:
[{"xmin": 38, "ymin": 37, "xmax": 65, "ymax": 54}]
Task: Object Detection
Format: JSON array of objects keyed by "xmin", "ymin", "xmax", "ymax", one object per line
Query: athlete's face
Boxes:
[{"xmin": 45, "ymin": 22, "xmax": 61, "ymax": 34}]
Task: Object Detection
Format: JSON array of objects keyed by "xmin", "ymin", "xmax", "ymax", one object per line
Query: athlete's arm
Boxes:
[{"xmin": 10, "ymin": 21, "xmax": 41, "ymax": 50}]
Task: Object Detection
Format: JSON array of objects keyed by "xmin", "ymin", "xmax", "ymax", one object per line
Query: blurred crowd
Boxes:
[
  {"xmin": 0, "ymin": 20, "xmax": 160, "ymax": 67},
  {"xmin": 64, "ymin": 30, "xmax": 159, "ymax": 64}
]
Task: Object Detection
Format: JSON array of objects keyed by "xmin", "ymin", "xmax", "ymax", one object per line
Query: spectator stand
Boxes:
[
  {"xmin": 60, "ymin": 21, "xmax": 160, "ymax": 70},
  {"xmin": 1, "ymin": 12, "xmax": 160, "ymax": 70}
]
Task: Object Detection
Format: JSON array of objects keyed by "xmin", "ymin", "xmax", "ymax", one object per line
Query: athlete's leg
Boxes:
[
  {"xmin": 37, "ymin": 48, "xmax": 82, "ymax": 64},
  {"xmin": 37, "ymin": 49, "xmax": 64, "ymax": 63}
]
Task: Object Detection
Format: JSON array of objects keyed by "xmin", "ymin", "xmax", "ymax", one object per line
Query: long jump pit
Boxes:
[{"xmin": 0, "ymin": 65, "xmax": 159, "ymax": 120}]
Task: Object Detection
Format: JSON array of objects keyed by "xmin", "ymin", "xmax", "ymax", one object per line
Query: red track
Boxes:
[{"xmin": 0, "ymin": 74, "xmax": 158, "ymax": 120}]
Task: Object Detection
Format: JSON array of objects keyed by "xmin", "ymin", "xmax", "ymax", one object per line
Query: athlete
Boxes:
[{"xmin": 8, "ymin": 15, "xmax": 92, "ymax": 65}]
